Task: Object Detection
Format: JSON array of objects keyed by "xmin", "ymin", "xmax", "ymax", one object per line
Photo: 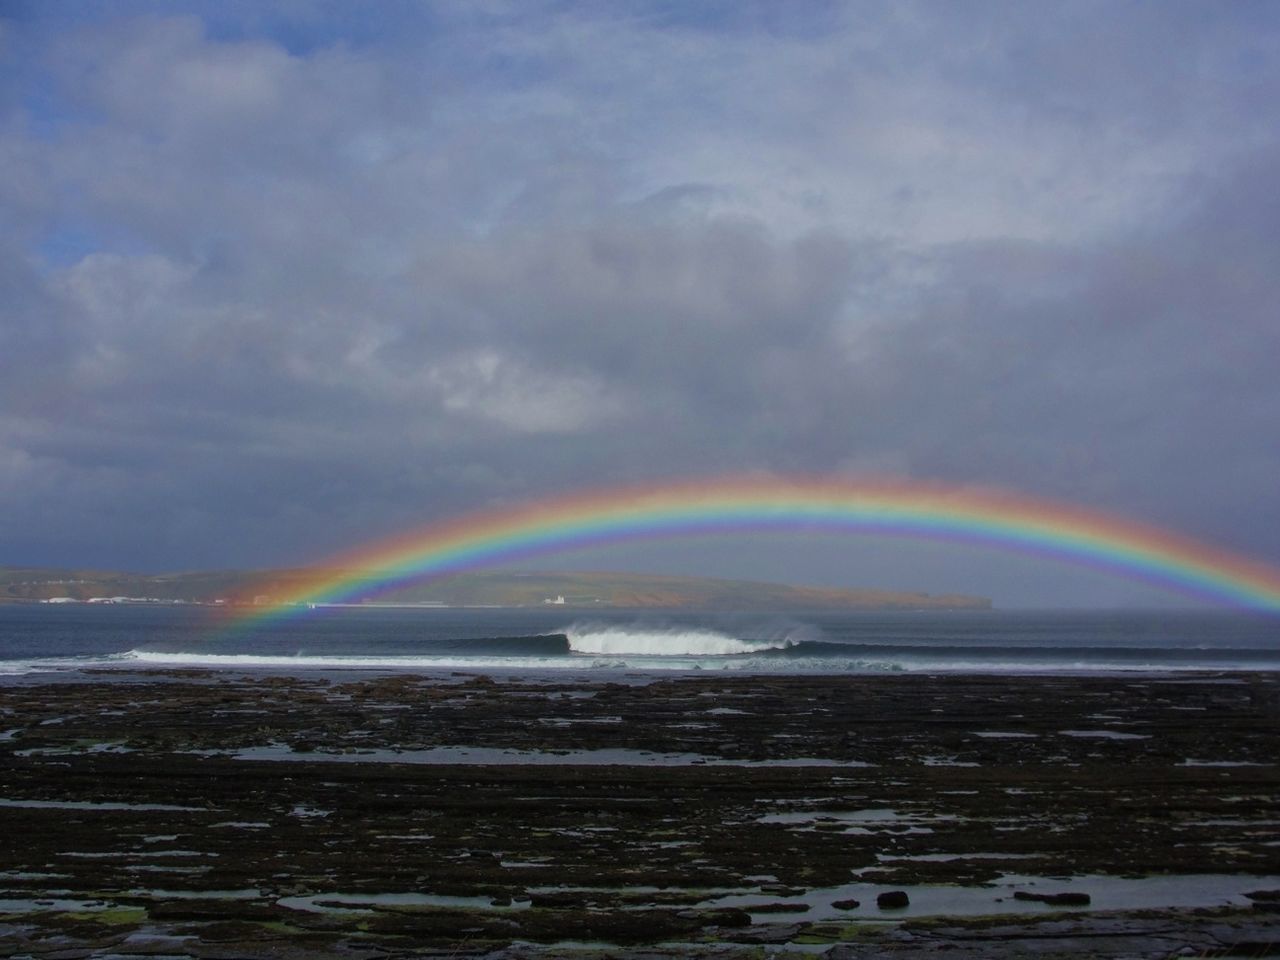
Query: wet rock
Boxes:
[
  {"xmin": 193, "ymin": 919, "xmax": 280, "ymax": 942},
  {"xmin": 721, "ymin": 921, "xmax": 812, "ymax": 944},
  {"xmin": 759, "ymin": 882, "xmax": 805, "ymax": 896},
  {"xmin": 877, "ymin": 890, "xmax": 910, "ymax": 909},
  {"xmin": 700, "ymin": 907, "xmax": 752, "ymax": 927},
  {"xmin": 1013, "ymin": 890, "xmax": 1091, "ymax": 906},
  {"xmin": 149, "ymin": 900, "xmax": 280, "ymax": 921},
  {"xmin": 832, "ymin": 898, "xmax": 861, "ymax": 910},
  {"xmin": 749, "ymin": 901, "xmax": 810, "ymax": 913},
  {"xmin": 528, "ymin": 891, "xmax": 594, "ymax": 909},
  {"xmin": 3, "ymin": 671, "xmax": 1279, "ymax": 957}
]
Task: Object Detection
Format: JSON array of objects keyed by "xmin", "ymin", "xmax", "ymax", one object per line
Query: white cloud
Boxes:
[{"xmin": 428, "ymin": 350, "xmax": 621, "ymax": 434}]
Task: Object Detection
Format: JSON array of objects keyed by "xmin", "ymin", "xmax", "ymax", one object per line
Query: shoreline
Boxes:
[
  {"xmin": 8, "ymin": 658, "xmax": 1280, "ymax": 682},
  {"xmin": 2, "ymin": 670, "xmax": 1278, "ymax": 957}
]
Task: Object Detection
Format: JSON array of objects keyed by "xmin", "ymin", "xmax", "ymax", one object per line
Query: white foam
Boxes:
[
  {"xmin": 124, "ymin": 650, "xmax": 481, "ymax": 669},
  {"xmin": 564, "ymin": 625, "xmax": 790, "ymax": 656},
  {"xmin": 0, "ymin": 656, "xmax": 110, "ymax": 675}
]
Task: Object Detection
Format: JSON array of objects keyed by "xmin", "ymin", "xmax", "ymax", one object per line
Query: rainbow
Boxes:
[{"xmin": 234, "ymin": 476, "xmax": 1280, "ymax": 619}]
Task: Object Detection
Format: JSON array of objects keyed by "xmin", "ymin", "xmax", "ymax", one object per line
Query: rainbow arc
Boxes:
[{"xmin": 233, "ymin": 477, "xmax": 1280, "ymax": 621}]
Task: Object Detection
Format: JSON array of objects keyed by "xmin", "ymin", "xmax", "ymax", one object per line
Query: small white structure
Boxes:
[{"xmin": 543, "ymin": 595, "xmax": 566, "ymax": 605}]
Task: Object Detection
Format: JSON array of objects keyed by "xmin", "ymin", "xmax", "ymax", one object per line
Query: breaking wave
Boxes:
[{"xmin": 564, "ymin": 624, "xmax": 794, "ymax": 657}]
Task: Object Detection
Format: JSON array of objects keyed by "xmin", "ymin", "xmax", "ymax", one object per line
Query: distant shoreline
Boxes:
[{"xmin": 0, "ymin": 563, "xmax": 993, "ymax": 610}]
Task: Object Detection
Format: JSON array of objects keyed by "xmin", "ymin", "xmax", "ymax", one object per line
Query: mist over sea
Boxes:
[{"xmin": 1, "ymin": 605, "xmax": 1277, "ymax": 677}]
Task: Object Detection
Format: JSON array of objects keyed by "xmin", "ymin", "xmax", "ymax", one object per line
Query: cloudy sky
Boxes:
[{"xmin": 2, "ymin": 1, "xmax": 1279, "ymax": 607}]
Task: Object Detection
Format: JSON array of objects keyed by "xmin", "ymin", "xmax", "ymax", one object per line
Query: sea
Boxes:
[{"xmin": 0, "ymin": 603, "xmax": 1278, "ymax": 678}]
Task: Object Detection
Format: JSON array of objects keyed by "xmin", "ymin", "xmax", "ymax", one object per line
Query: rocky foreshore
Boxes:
[{"xmin": 2, "ymin": 670, "xmax": 1278, "ymax": 957}]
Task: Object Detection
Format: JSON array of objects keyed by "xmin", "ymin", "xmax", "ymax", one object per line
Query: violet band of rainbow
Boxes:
[{"xmin": 230, "ymin": 477, "xmax": 1280, "ymax": 625}]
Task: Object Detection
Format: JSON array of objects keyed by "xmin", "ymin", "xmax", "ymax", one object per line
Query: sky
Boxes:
[{"xmin": 2, "ymin": 0, "xmax": 1279, "ymax": 608}]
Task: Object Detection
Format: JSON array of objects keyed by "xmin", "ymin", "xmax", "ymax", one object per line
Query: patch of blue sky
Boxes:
[
  {"xmin": 187, "ymin": 2, "xmax": 445, "ymax": 57},
  {"xmin": 629, "ymin": 0, "xmax": 844, "ymax": 40},
  {"xmin": 2, "ymin": 0, "xmax": 440, "ymax": 57},
  {"xmin": 37, "ymin": 224, "xmax": 105, "ymax": 269},
  {"xmin": 18, "ymin": 88, "xmax": 100, "ymax": 144},
  {"xmin": 36, "ymin": 218, "xmax": 158, "ymax": 270}
]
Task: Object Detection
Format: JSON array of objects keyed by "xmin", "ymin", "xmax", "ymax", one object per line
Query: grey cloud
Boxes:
[
  {"xmin": 1, "ymin": 4, "xmax": 1278, "ymax": 605},
  {"xmin": 837, "ymin": 155, "xmax": 1280, "ymax": 553}
]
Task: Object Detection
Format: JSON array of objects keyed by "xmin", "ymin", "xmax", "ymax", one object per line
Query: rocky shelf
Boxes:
[{"xmin": 1, "ymin": 671, "xmax": 1278, "ymax": 957}]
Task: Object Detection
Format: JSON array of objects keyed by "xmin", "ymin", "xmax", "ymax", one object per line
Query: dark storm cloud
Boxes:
[{"xmin": 1, "ymin": 2, "xmax": 1278, "ymax": 604}]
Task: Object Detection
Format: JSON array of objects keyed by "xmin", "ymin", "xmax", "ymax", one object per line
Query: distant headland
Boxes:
[{"xmin": 0, "ymin": 565, "xmax": 990, "ymax": 611}]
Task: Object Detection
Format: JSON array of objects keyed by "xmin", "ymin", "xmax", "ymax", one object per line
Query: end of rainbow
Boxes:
[{"xmin": 229, "ymin": 477, "xmax": 1280, "ymax": 623}]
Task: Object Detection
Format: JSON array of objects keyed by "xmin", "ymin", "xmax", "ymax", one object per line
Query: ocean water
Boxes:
[{"xmin": 0, "ymin": 604, "xmax": 1277, "ymax": 677}]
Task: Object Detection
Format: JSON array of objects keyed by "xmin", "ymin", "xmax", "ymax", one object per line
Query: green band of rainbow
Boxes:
[{"xmin": 234, "ymin": 477, "xmax": 1280, "ymax": 622}]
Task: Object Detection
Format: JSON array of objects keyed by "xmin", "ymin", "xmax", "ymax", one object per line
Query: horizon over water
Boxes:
[{"xmin": 1, "ymin": 604, "xmax": 1278, "ymax": 678}]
